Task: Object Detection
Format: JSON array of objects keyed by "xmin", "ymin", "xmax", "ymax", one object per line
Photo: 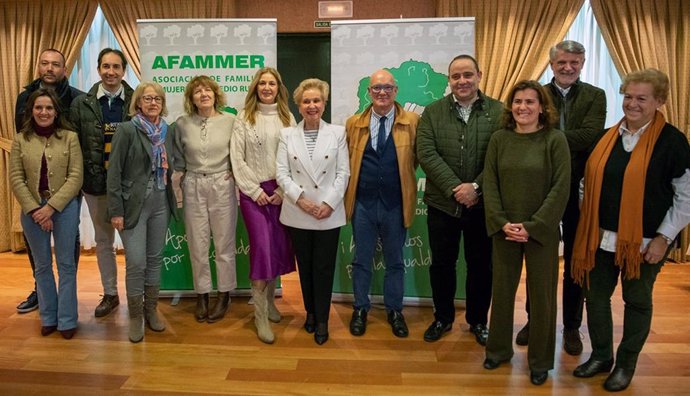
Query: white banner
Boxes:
[
  {"xmin": 330, "ymin": 18, "xmax": 475, "ymax": 301},
  {"xmin": 331, "ymin": 17, "xmax": 475, "ymax": 125},
  {"xmin": 138, "ymin": 18, "xmax": 277, "ymax": 121}
]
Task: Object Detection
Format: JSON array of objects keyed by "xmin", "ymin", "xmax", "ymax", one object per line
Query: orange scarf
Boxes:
[{"xmin": 572, "ymin": 111, "xmax": 666, "ymax": 287}]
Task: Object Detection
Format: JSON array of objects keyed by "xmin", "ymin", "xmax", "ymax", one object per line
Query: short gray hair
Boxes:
[{"xmin": 549, "ymin": 40, "xmax": 586, "ymax": 61}]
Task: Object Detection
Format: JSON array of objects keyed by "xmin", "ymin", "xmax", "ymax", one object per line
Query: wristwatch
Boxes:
[
  {"xmin": 471, "ymin": 182, "xmax": 482, "ymax": 196},
  {"xmin": 658, "ymin": 233, "xmax": 673, "ymax": 245}
]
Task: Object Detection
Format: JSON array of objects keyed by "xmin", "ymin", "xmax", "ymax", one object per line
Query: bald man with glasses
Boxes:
[{"xmin": 344, "ymin": 69, "xmax": 419, "ymax": 338}]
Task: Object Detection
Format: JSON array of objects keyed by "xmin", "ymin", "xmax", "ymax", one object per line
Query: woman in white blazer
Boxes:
[{"xmin": 276, "ymin": 78, "xmax": 350, "ymax": 345}]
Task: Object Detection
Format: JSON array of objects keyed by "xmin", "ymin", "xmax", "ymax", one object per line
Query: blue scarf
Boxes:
[{"xmin": 132, "ymin": 113, "xmax": 168, "ymax": 190}]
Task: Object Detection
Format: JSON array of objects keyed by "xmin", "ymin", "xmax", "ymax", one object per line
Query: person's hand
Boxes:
[
  {"xmin": 452, "ymin": 183, "xmax": 479, "ymax": 206},
  {"xmin": 40, "ymin": 218, "xmax": 53, "ymax": 232},
  {"xmin": 314, "ymin": 202, "xmax": 334, "ymax": 219},
  {"xmin": 297, "ymin": 196, "xmax": 317, "ymax": 214},
  {"xmin": 267, "ymin": 193, "xmax": 282, "ymax": 206},
  {"xmin": 643, "ymin": 236, "xmax": 669, "ymax": 264},
  {"xmin": 256, "ymin": 191, "xmax": 270, "ymax": 206},
  {"xmin": 111, "ymin": 216, "xmax": 124, "ymax": 232},
  {"xmin": 503, "ymin": 222, "xmax": 529, "ymax": 242},
  {"xmin": 31, "ymin": 205, "xmax": 55, "ymax": 226}
]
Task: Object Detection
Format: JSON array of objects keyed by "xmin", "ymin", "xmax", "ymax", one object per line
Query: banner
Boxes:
[
  {"xmin": 331, "ymin": 18, "xmax": 475, "ymax": 302},
  {"xmin": 138, "ymin": 19, "xmax": 277, "ymax": 291}
]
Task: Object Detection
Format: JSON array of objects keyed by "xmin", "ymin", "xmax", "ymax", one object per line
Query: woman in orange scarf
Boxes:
[{"xmin": 572, "ymin": 69, "xmax": 690, "ymax": 392}]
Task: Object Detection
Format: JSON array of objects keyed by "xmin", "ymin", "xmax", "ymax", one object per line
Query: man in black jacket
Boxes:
[
  {"xmin": 516, "ymin": 40, "xmax": 607, "ymax": 356},
  {"xmin": 70, "ymin": 48, "xmax": 134, "ymax": 318},
  {"xmin": 14, "ymin": 48, "xmax": 84, "ymax": 314}
]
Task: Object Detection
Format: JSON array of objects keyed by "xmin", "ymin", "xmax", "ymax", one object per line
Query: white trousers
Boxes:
[{"xmin": 182, "ymin": 171, "xmax": 238, "ymax": 293}]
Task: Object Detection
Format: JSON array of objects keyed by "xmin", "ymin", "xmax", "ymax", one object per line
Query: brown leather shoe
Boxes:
[
  {"xmin": 41, "ymin": 325, "xmax": 57, "ymax": 336},
  {"xmin": 207, "ymin": 292, "xmax": 230, "ymax": 323},
  {"xmin": 195, "ymin": 293, "xmax": 209, "ymax": 322},
  {"xmin": 60, "ymin": 328, "xmax": 77, "ymax": 339}
]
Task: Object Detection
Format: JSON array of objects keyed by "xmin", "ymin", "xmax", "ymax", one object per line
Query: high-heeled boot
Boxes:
[
  {"xmin": 207, "ymin": 292, "xmax": 230, "ymax": 323},
  {"xmin": 252, "ymin": 286, "xmax": 274, "ymax": 344},
  {"xmin": 195, "ymin": 293, "xmax": 209, "ymax": 322},
  {"xmin": 144, "ymin": 285, "xmax": 165, "ymax": 332},
  {"xmin": 266, "ymin": 280, "xmax": 282, "ymax": 323}
]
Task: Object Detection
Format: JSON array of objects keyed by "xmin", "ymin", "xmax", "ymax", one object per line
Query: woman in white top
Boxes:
[
  {"xmin": 276, "ymin": 78, "xmax": 350, "ymax": 345},
  {"xmin": 231, "ymin": 67, "xmax": 296, "ymax": 344},
  {"xmin": 174, "ymin": 76, "xmax": 237, "ymax": 323}
]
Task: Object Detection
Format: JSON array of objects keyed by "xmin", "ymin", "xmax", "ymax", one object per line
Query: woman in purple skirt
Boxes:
[{"xmin": 231, "ymin": 67, "xmax": 296, "ymax": 344}]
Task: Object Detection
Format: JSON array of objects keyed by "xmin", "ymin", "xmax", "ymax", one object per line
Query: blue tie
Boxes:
[{"xmin": 377, "ymin": 115, "xmax": 387, "ymax": 155}]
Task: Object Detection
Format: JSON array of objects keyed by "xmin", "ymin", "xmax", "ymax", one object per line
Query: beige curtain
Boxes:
[
  {"xmin": 590, "ymin": 0, "xmax": 690, "ymax": 261},
  {"xmin": 0, "ymin": 0, "xmax": 98, "ymax": 252},
  {"xmin": 100, "ymin": 0, "xmax": 238, "ymax": 79},
  {"xmin": 435, "ymin": 0, "xmax": 584, "ymax": 102}
]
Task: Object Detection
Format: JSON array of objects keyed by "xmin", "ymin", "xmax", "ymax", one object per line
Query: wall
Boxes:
[{"xmin": 238, "ymin": 0, "xmax": 436, "ymax": 33}]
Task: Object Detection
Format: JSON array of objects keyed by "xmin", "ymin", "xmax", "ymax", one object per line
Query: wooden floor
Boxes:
[{"xmin": 1, "ymin": 252, "xmax": 690, "ymax": 395}]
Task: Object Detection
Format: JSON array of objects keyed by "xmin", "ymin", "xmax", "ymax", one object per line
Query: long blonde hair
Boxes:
[{"xmin": 242, "ymin": 67, "xmax": 292, "ymax": 127}]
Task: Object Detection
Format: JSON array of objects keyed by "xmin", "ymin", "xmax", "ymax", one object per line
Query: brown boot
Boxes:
[
  {"xmin": 266, "ymin": 280, "xmax": 282, "ymax": 323},
  {"xmin": 252, "ymin": 286, "xmax": 274, "ymax": 344},
  {"xmin": 207, "ymin": 292, "xmax": 230, "ymax": 323},
  {"xmin": 195, "ymin": 293, "xmax": 209, "ymax": 322},
  {"xmin": 127, "ymin": 295, "xmax": 144, "ymax": 343},
  {"xmin": 144, "ymin": 285, "xmax": 165, "ymax": 332}
]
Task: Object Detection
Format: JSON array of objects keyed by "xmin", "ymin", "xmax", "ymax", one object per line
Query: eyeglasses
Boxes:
[
  {"xmin": 142, "ymin": 95, "xmax": 163, "ymax": 104},
  {"xmin": 370, "ymin": 85, "xmax": 396, "ymax": 93}
]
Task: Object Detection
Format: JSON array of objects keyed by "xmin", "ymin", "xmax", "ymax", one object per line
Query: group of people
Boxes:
[{"xmin": 10, "ymin": 40, "xmax": 689, "ymax": 392}]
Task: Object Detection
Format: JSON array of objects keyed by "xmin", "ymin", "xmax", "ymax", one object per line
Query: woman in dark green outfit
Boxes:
[{"xmin": 482, "ymin": 80, "xmax": 571, "ymax": 385}]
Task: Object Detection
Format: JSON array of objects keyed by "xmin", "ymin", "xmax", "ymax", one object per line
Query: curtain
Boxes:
[
  {"xmin": 590, "ymin": 0, "xmax": 690, "ymax": 261},
  {"xmin": 0, "ymin": 0, "xmax": 98, "ymax": 252},
  {"xmin": 99, "ymin": 0, "xmax": 238, "ymax": 79},
  {"xmin": 435, "ymin": 0, "xmax": 584, "ymax": 102}
]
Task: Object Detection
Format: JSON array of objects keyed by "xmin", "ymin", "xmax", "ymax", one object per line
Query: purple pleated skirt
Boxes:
[{"xmin": 239, "ymin": 179, "xmax": 296, "ymax": 280}]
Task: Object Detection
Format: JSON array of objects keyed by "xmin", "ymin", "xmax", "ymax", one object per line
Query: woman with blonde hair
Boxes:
[
  {"xmin": 174, "ymin": 75, "xmax": 237, "ymax": 324},
  {"xmin": 276, "ymin": 78, "xmax": 350, "ymax": 345},
  {"xmin": 108, "ymin": 81, "xmax": 177, "ymax": 342},
  {"xmin": 231, "ymin": 67, "xmax": 296, "ymax": 343}
]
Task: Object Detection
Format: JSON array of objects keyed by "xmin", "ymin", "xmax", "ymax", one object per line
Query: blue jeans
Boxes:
[
  {"xmin": 21, "ymin": 198, "xmax": 80, "ymax": 330},
  {"xmin": 351, "ymin": 199, "xmax": 406, "ymax": 312},
  {"xmin": 121, "ymin": 187, "xmax": 170, "ymax": 297}
]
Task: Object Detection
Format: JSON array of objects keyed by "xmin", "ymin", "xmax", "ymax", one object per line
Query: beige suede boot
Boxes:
[{"xmin": 252, "ymin": 286, "xmax": 274, "ymax": 344}]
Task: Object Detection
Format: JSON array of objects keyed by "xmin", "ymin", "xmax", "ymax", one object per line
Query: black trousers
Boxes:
[
  {"xmin": 525, "ymin": 183, "xmax": 583, "ymax": 329},
  {"xmin": 287, "ymin": 226, "xmax": 341, "ymax": 324},
  {"xmin": 427, "ymin": 206, "xmax": 492, "ymax": 326}
]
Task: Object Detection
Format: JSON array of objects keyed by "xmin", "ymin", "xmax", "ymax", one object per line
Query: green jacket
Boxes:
[
  {"xmin": 106, "ymin": 121, "xmax": 177, "ymax": 230},
  {"xmin": 416, "ymin": 91, "xmax": 503, "ymax": 217},
  {"xmin": 69, "ymin": 81, "xmax": 134, "ymax": 195},
  {"xmin": 544, "ymin": 79, "xmax": 606, "ymax": 182}
]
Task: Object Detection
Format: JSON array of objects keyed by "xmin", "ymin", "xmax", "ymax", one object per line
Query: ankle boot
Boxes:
[
  {"xmin": 266, "ymin": 280, "xmax": 282, "ymax": 323},
  {"xmin": 195, "ymin": 293, "xmax": 209, "ymax": 322},
  {"xmin": 314, "ymin": 322, "xmax": 329, "ymax": 345},
  {"xmin": 252, "ymin": 286, "xmax": 274, "ymax": 344},
  {"xmin": 207, "ymin": 292, "xmax": 230, "ymax": 323},
  {"xmin": 127, "ymin": 295, "xmax": 144, "ymax": 343},
  {"xmin": 144, "ymin": 285, "xmax": 165, "ymax": 332}
]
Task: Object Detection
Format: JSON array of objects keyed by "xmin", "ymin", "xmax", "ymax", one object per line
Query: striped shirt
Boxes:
[{"xmin": 304, "ymin": 129, "xmax": 318, "ymax": 159}]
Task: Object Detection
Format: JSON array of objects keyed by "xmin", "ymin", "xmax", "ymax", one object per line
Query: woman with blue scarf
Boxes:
[{"xmin": 107, "ymin": 81, "xmax": 177, "ymax": 343}]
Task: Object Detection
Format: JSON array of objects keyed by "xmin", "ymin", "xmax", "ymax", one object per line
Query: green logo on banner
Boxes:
[{"xmin": 355, "ymin": 60, "xmax": 448, "ymax": 113}]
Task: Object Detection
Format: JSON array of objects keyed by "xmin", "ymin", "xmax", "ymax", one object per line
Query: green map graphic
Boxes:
[
  {"xmin": 223, "ymin": 106, "xmax": 238, "ymax": 115},
  {"xmin": 356, "ymin": 60, "xmax": 447, "ymax": 113}
]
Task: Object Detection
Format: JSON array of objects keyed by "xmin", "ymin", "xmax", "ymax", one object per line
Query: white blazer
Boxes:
[{"xmin": 276, "ymin": 119, "xmax": 350, "ymax": 230}]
